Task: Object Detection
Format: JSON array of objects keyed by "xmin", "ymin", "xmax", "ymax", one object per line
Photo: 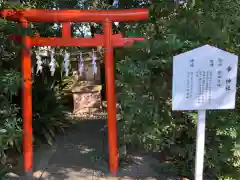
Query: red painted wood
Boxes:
[
  {"xmin": 104, "ymin": 19, "xmax": 118, "ymax": 176},
  {"xmin": 62, "ymin": 22, "xmax": 71, "ymax": 38},
  {"xmin": 9, "ymin": 33, "xmax": 145, "ymax": 47},
  {"xmin": 0, "ymin": 9, "xmax": 148, "ymax": 22},
  {"xmin": 20, "ymin": 18, "xmax": 33, "ymax": 176}
]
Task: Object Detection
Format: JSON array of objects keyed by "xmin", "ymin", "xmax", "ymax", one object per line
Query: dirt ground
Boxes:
[{"xmin": 7, "ymin": 113, "xmax": 182, "ymax": 180}]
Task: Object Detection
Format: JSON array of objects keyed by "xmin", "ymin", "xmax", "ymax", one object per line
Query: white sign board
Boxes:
[{"xmin": 172, "ymin": 45, "xmax": 238, "ymax": 111}]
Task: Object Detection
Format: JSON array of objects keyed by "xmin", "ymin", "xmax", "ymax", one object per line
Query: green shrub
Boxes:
[
  {"xmin": 0, "ymin": 70, "xmax": 22, "ymax": 166},
  {"xmin": 32, "ymin": 81, "xmax": 71, "ymax": 146},
  {"xmin": 117, "ymin": 0, "xmax": 240, "ymax": 179}
]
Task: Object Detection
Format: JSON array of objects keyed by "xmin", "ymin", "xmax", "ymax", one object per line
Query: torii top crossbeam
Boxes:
[{"xmin": 0, "ymin": 9, "xmax": 148, "ymax": 22}]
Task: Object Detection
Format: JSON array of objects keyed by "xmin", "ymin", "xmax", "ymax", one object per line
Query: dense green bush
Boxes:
[
  {"xmin": 0, "ymin": 68, "xmax": 70, "ymax": 163},
  {"xmin": 116, "ymin": 0, "xmax": 240, "ymax": 179},
  {"xmin": 0, "ymin": 70, "xmax": 22, "ymax": 165},
  {"xmin": 32, "ymin": 73, "xmax": 71, "ymax": 146}
]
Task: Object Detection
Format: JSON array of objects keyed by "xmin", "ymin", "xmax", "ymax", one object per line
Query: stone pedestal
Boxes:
[{"xmin": 71, "ymin": 81, "xmax": 102, "ymax": 114}]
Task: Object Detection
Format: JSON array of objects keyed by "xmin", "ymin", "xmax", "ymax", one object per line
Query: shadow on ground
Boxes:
[
  {"xmin": 39, "ymin": 119, "xmax": 163, "ymax": 180},
  {"xmin": 7, "ymin": 118, "xmax": 181, "ymax": 180}
]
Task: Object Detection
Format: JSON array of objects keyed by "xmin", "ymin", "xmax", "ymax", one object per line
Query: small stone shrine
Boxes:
[
  {"xmin": 70, "ymin": 53, "xmax": 102, "ymax": 114},
  {"xmin": 71, "ymin": 81, "xmax": 102, "ymax": 114},
  {"xmin": 35, "ymin": 47, "xmax": 103, "ymax": 114}
]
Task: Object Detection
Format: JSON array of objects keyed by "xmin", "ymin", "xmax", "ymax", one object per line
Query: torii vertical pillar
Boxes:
[
  {"xmin": 104, "ymin": 19, "xmax": 118, "ymax": 174},
  {"xmin": 20, "ymin": 18, "xmax": 33, "ymax": 177}
]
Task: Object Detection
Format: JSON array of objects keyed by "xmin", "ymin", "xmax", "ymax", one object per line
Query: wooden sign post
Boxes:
[{"xmin": 172, "ymin": 45, "xmax": 238, "ymax": 180}]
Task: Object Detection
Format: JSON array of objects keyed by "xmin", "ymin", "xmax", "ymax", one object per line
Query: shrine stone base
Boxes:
[
  {"xmin": 72, "ymin": 92, "xmax": 102, "ymax": 114},
  {"xmin": 71, "ymin": 81, "xmax": 102, "ymax": 115}
]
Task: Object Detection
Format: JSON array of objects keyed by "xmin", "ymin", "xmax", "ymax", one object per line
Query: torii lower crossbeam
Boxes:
[{"xmin": 0, "ymin": 8, "xmax": 148, "ymax": 178}]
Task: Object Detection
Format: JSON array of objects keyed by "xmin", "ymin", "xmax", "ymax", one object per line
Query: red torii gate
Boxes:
[{"xmin": 0, "ymin": 9, "xmax": 148, "ymax": 177}]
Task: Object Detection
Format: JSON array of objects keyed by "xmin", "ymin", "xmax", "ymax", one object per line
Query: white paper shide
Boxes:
[{"xmin": 172, "ymin": 45, "xmax": 238, "ymax": 111}]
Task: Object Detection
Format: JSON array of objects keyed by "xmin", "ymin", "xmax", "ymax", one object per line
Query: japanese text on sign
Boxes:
[{"xmin": 172, "ymin": 45, "xmax": 238, "ymax": 110}]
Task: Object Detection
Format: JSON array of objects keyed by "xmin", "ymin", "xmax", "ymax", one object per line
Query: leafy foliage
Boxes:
[
  {"xmin": 32, "ymin": 74, "xmax": 71, "ymax": 146},
  {"xmin": 0, "ymin": 70, "xmax": 22, "ymax": 165},
  {"xmin": 0, "ymin": 0, "xmax": 240, "ymax": 179},
  {"xmin": 116, "ymin": 0, "xmax": 240, "ymax": 179}
]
